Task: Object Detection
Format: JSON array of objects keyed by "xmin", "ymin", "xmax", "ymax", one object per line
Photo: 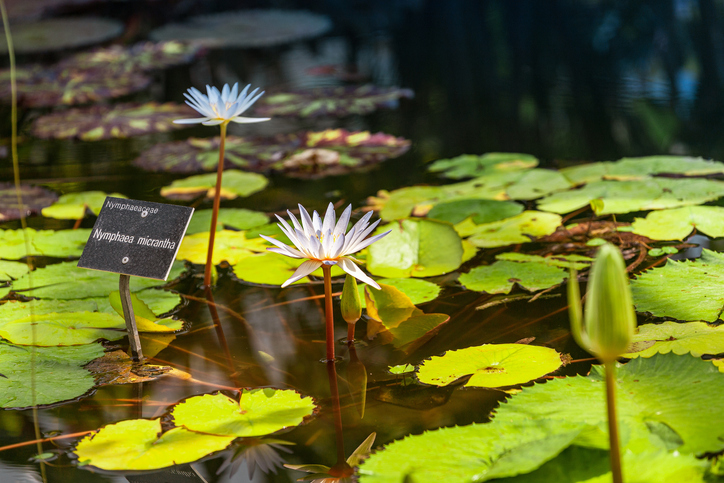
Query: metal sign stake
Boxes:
[{"xmin": 119, "ymin": 274, "xmax": 143, "ymax": 362}]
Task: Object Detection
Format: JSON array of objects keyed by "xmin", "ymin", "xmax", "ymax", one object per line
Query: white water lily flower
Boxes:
[
  {"xmin": 174, "ymin": 82, "xmax": 270, "ymax": 126},
  {"xmin": 260, "ymin": 203, "xmax": 391, "ymax": 289}
]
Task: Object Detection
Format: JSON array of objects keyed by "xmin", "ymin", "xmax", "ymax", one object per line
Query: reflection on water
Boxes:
[{"xmin": 3, "ymin": 0, "xmax": 724, "ymax": 481}]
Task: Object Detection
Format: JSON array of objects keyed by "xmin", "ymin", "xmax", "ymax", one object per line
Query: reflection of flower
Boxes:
[
  {"xmin": 174, "ymin": 83, "xmax": 270, "ymax": 126},
  {"xmin": 216, "ymin": 438, "xmax": 293, "ymax": 479},
  {"xmin": 261, "ymin": 203, "xmax": 390, "ymax": 288}
]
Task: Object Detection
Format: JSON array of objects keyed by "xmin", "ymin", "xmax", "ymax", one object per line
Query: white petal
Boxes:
[
  {"xmin": 202, "ymin": 119, "xmax": 225, "ymax": 126},
  {"xmin": 206, "ymin": 85, "xmax": 220, "ymax": 104},
  {"xmin": 312, "ymin": 210, "xmax": 322, "ymax": 232},
  {"xmin": 281, "ymin": 260, "xmax": 322, "ymax": 287},
  {"xmin": 349, "ymin": 211, "xmax": 374, "ymax": 237},
  {"xmin": 347, "ymin": 229, "xmax": 391, "ymax": 253},
  {"xmin": 338, "ymin": 258, "xmax": 379, "ymax": 289},
  {"xmin": 334, "ymin": 205, "xmax": 352, "ymax": 236},
  {"xmin": 287, "ymin": 210, "xmax": 304, "ymax": 232},
  {"xmin": 329, "ymin": 233, "xmax": 346, "ymax": 258},
  {"xmin": 298, "ymin": 204, "xmax": 315, "ymax": 237},
  {"xmin": 238, "ymin": 84, "xmax": 251, "ymax": 102},
  {"xmin": 221, "ymin": 84, "xmax": 230, "ymax": 101},
  {"xmin": 321, "ymin": 203, "xmax": 336, "ymax": 234},
  {"xmin": 267, "ymin": 246, "xmax": 303, "ymax": 258},
  {"xmin": 230, "ymin": 116, "xmax": 271, "ymax": 124},
  {"xmin": 321, "ymin": 228, "xmax": 334, "ymax": 256},
  {"xmin": 349, "ymin": 219, "xmax": 381, "ymax": 248},
  {"xmin": 173, "ymin": 117, "xmax": 210, "ymax": 124},
  {"xmin": 259, "ymin": 235, "xmax": 305, "ymax": 258},
  {"xmin": 229, "ymin": 82, "xmax": 239, "ymax": 101}
]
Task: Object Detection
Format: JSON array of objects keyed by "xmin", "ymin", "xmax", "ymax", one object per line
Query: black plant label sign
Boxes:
[{"xmin": 78, "ymin": 197, "xmax": 193, "ymax": 280}]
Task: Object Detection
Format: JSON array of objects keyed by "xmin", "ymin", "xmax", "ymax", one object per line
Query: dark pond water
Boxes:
[{"xmin": 2, "ymin": 0, "xmax": 724, "ymax": 481}]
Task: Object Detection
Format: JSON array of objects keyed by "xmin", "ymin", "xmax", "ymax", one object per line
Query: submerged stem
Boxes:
[
  {"xmin": 322, "ymin": 265, "xmax": 335, "ymax": 361},
  {"xmin": 204, "ymin": 122, "xmax": 228, "ymax": 288},
  {"xmin": 604, "ymin": 360, "xmax": 623, "ymax": 483},
  {"xmin": 347, "ymin": 323, "xmax": 355, "ymax": 343}
]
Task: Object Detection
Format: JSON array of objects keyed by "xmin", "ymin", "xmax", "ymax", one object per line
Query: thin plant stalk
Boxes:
[
  {"xmin": 204, "ymin": 122, "xmax": 228, "ymax": 287},
  {"xmin": 604, "ymin": 360, "xmax": 623, "ymax": 483},
  {"xmin": 322, "ymin": 265, "xmax": 335, "ymax": 361},
  {"xmin": 347, "ymin": 323, "xmax": 355, "ymax": 343}
]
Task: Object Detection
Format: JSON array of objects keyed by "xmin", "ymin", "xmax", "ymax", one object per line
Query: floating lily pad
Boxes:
[
  {"xmin": 172, "ymin": 389, "xmax": 316, "ymax": 437},
  {"xmin": 631, "ymin": 249, "xmax": 724, "ymax": 322},
  {"xmin": 496, "ymin": 252, "xmax": 594, "ymax": 270},
  {"xmin": 359, "ymin": 419, "xmax": 585, "ymax": 483},
  {"xmin": 31, "ymin": 103, "xmax": 195, "ymax": 141},
  {"xmin": 459, "ymin": 261, "xmax": 568, "ymax": 294},
  {"xmin": 73, "ymin": 418, "xmax": 235, "ymax": 471},
  {"xmin": 0, "ymin": 17, "xmax": 123, "ymax": 55},
  {"xmin": 367, "ymin": 219, "xmax": 463, "ymax": 278},
  {"xmin": 561, "ymin": 156, "xmax": 724, "ymax": 185},
  {"xmin": 358, "ymin": 278, "xmax": 440, "ymax": 308},
  {"xmin": 428, "ymin": 153, "xmax": 539, "ymax": 179},
  {"xmin": 417, "ymin": 344, "xmax": 563, "ymax": 388},
  {"xmin": 5, "ymin": 260, "xmax": 184, "ymax": 299},
  {"xmin": 631, "ymin": 206, "xmax": 724, "ymax": 240},
  {"xmin": 427, "ymin": 199, "xmax": 523, "ymax": 225},
  {"xmin": 255, "ymin": 85, "xmax": 413, "ymax": 118},
  {"xmin": 364, "ymin": 284, "xmax": 450, "ymax": 353},
  {"xmin": 58, "ymin": 41, "xmax": 203, "ymax": 73},
  {"xmin": 133, "ymin": 130, "xmax": 410, "ymax": 177},
  {"xmin": 537, "ymin": 177, "xmax": 724, "ymax": 215},
  {"xmin": 494, "ymin": 353, "xmax": 724, "ymax": 454},
  {"xmin": 42, "ymin": 192, "xmax": 126, "ymax": 220},
  {"xmin": 0, "ymin": 311, "xmax": 125, "ymax": 346},
  {"xmin": 0, "ymin": 228, "xmax": 90, "ymax": 259},
  {"xmin": 0, "ymin": 261, "xmax": 29, "ymax": 281},
  {"xmin": 230, "ymin": 251, "xmax": 343, "ymax": 286},
  {"xmin": 463, "ymin": 211, "xmax": 562, "ymax": 248},
  {"xmin": 109, "ymin": 291, "xmax": 183, "ymax": 333},
  {"xmin": 0, "ymin": 182, "xmax": 58, "ymax": 221},
  {"xmin": 623, "ymin": 322, "xmax": 724, "ymax": 359},
  {"xmin": 0, "ymin": 64, "xmax": 151, "ymax": 108},
  {"xmin": 177, "ymin": 230, "xmax": 268, "ymax": 265},
  {"xmin": 150, "ymin": 9, "xmax": 332, "ymax": 48},
  {"xmin": 0, "ymin": 341, "xmax": 103, "ymax": 408},
  {"xmin": 186, "ymin": 209, "xmax": 268, "ymax": 235},
  {"xmin": 6, "ymin": 0, "xmax": 97, "ymax": 22},
  {"xmin": 160, "ymin": 170, "xmax": 268, "ymax": 201}
]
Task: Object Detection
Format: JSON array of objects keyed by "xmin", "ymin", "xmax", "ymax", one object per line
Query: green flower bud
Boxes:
[
  {"xmin": 340, "ymin": 274, "xmax": 362, "ymax": 324},
  {"xmin": 568, "ymin": 243, "xmax": 636, "ymax": 363}
]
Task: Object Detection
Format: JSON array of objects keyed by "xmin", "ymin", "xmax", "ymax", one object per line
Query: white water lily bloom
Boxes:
[
  {"xmin": 174, "ymin": 82, "xmax": 270, "ymax": 126},
  {"xmin": 260, "ymin": 203, "xmax": 391, "ymax": 289}
]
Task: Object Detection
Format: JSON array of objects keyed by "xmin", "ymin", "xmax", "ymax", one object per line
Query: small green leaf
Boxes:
[
  {"xmin": 463, "ymin": 211, "xmax": 562, "ymax": 248},
  {"xmin": 161, "ymin": 170, "xmax": 268, "ymax": 201},
  {"xmin": 459, "ymin": 260, "xmax": 568, "ymax": 294},
  {"xmin": 624, "ymin": 321, "xmax": 724, "ymax": 359},
  {"xmin": 42, "ymin": 191, "xmax": 126, "ymax": 220}
]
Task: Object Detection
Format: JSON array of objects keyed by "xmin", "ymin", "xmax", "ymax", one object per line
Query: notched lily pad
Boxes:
[
  {"xmin": 0, "ymin": 17, "xmax": 124, "ymax": 55},
  {"xmin": 42, "ymin": 191, "xmax": 126, "ymax": 220},
  {"xmin": 256, "ymin": 85, "xmax": 414, "ymax": 118},
  {"xmin": 171, "ymin": 389, "xmax": 316, "ymax": 438},
  {"xmin": 561, "ymin": 156, "xmax": 724, "ymax": 185},
  {"xmin": 459, "ymin": 260, "xmax": 568, "ymax": 295},
  {"xmin": 623, "ymin": 321, "xmax": 724, "ymax": 359},
  {"xmin": 177, "ymin": 230, "xmax": 269, "ymax": 265},
  {"xmin": 631, "ymin": 249, "xmax": 724, "ymax": 322},
  {"xmin": 426, "ymin": 199, "xmax": 524, "ymax": 225},
  {"xmin": 417, "ymin": 344, "xmax": 563, "ymax": 388},
  {"xmin": 186, "ymin": 208, "xmax": 269, "ymax": 235},
  {"xmin": 0, "ymin": 182, "xmax": 58, "ymax": 221},
  {"xmin": 230, "ymin": 251, "xmax": 344, "ymax": 286},
  {"xmin": 58, "ymin": 41, "xmax": 203, "ymax": 73},
  {"xmin": 160, "ymin": 170, "xmax": 268, "ymax": 201},
  {"xmin": 31, "ymin": 103, "xmax": 196, "ymax": 141},
  {"xmin": 358, "ymin": 278, "xmax": 441, "ymax": 308},
  {"xmin": 0, "ymin": 228, "xmax": 90, "ymax": 259},
  {"xmin": 632, "ymin": 206, "xmax": 724, "ymax": 240},
  {"xmin": 462, "ymin": 211, "xmax": 562, "ymax": 248},
  {"xmin": 428, "ymin": 153, "xmax": 539, "ymax": 179}
]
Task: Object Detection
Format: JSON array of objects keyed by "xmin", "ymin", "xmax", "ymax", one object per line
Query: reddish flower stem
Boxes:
[
  {"xmin": 204, "ymin": 122, "xmax": 227, "ymax": 288},
  {"xmin": 322, "ymin": 265, "xmax": 335, "ymax": 361}
]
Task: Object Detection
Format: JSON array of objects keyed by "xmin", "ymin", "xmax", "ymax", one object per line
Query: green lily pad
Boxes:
[
  {"xmin": 623, "ymin": 322, "xmax": 724, "ymax": 359},
  {"xmin": 42, "ymin": 192, "xmax": 126, "ymax": 220},
  {"xmin": 0, "ymin": 17, "xmax": 123, "ymax": 55},
  {"xmin": 172, "ymin": 389, "xmax": 315, "ymax": 437},
  {"xmin": 133, "ymin": 130, "xmax": 410, "ymax": 177},
  {"xmin": 496, "ymin": 252, "xmax": 594, "ymax": 270},
  {"xmin": 463, "ymin": 211, "xmax": 562, "ymax": 248},
  {"xmin": 58, "ymin": 41, "xmax": 203, "ymax": 73},
  {"xmin": 389, "ymin": 364, "xmax": 415, "ymax": 375},
  {"xmin": 417, "ymin": 344, "xmax": 563, "ymax": 388},
  {"xmin": 255, "ymin": 85, "xmax": 413, "ymax": 118},
  {"xmin": 5, "ymin": 260, "xmax": 184, "ymax": 299},
  {"xmin": 427, "ymin": 199, "xmax": 524, "ymax": 225},
  {"xmin": 631, "ymin": 206, "xmax": 724, "ymax": 240},
  {"xmin": 0, "ymin": 311, "xmax": 125, "ymax": 346},
  {"xmin": 494, "ymin": 353, "xmax": 724, "ymax": 454},
  {"xmin": 0, "ymin": 182, "xmax": 58, "ymax": 222},
  {"xmin": 73, "ymin": 418, "xmax": 235, "ymax": 471},
  {"xmin": 631, "ymin": 249, "xmax": 724, "ymax": 322},
  {"xmin": 150, "ymin": 9, "xmax": 332, "ymax": 48},
  {"xmin": 108, "ymin": 291, "xmax": 182, "ymax": 333},
  {"xmin": 428, "ymin": 153, "xmax": 539, "ymax": 179},
  {"xmin": 358, "ymin": 278, "xmax": 440, "ymax": 308},
  {"xmin": 230, "ymin": 251, "xmax": 343, "ymax": 286},
  {"xmin": 31, "ymin": 102, "xmax": 195, "ymax": 141},
  {"xmin": 459, "ymin": 261, "xmax": 568, "ymax": 294},
  {"xmin": 0, "ymin": 341, "xmax": 104, "ymax": 408},
  {"xmin": 537, "ymin": 177, "xmax": 724, "ymax": 215},
  {"xmin": 359, "ymin": 419, "xmax": 585, "ymax": 483},
  {"xmin": 0, "ymin": 260, "xmax": 29, "ymax": 281},
  {"xmin": 160, "ymin": 170, "xmax": 268, "ymax": 201},
  {"xmin": 186, "ymin": 209, "xmax": 269, "ymax": 235},
  {"xmin": 0, "ymin": 64, "xmax": 150, "ymax": 108},
  {"xmin": 367, "ymin": 219, "xmax": 463, "ymax": 278},
  {"xmin": 177, "ymin": 230, "xmax": 269, "ymax": 265},
  {"xmin": 0, "ymin": 228, "xmax": 91, "ymax": 259},
  {"xmin": 561, "ymin": 156, "xmax": 724, "ymax": 185},
  {"xmin": 502, "ymin": 445, "xmax": 709, "ymax": 483}
]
